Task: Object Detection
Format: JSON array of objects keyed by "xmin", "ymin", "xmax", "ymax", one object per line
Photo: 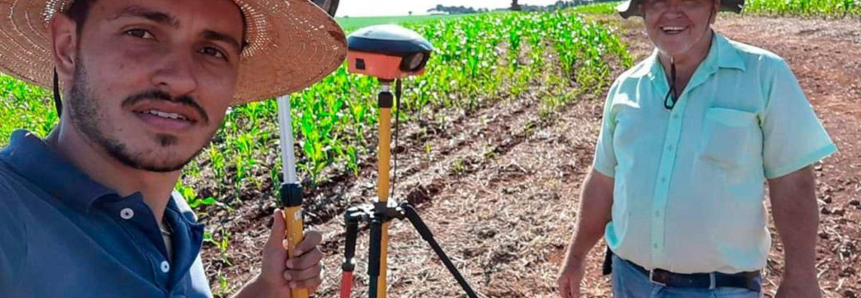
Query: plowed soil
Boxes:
[{"xmin": 200, "ymin": 15, "xmax": 861, "ymax": 298}]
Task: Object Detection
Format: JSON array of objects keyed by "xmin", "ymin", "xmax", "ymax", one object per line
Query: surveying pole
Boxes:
[{"xmin": 276, "ymin": 95, "xmax": 308, "ymax": 298}]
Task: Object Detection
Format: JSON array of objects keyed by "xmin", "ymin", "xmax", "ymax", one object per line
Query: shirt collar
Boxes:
[
  {"xmin": 636, "ymin": 32, "xmax": 747, "ymax": 81},
  {"xmin": 0, "ymin": 130, "xmax": 117, "ymax": 212},
  {"xmin": 712, "ymin": 33, "xmax": 746, "ymax": 72}
]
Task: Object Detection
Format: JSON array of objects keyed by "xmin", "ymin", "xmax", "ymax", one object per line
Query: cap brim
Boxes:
[
  {"xmin": 721, "ymin": 0, "xmax": 746, "ymax": 13},
  {"xmin": 616, "ymin": 0, "xmax": 637, "ymax": 18}
]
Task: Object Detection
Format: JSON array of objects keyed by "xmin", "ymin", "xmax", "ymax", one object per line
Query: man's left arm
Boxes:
[
  {"xmin": 760, "ymin": 58, "xmax": 836, "ymax": 297},
  {"xmin": 767, "ymin": 166, "xmax": 822, "ymax": 298}
]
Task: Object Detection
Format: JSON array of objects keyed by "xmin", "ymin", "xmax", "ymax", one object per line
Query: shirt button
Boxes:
[
  {"xmin": 120, "ymin": 208, "xmax": 135, "ymax": 220},
  {"xmin": 660, "ymin": 177, "xmax": 668, "ymax": 183},
  {"xmin": 672, "ymin": 114, "xmax": 680, "ymax": 119},
  {"xmin": 655, "ymin": 211, "xmax": 661, "ymax": 217},
  {"xmin": 160, "ymin": 261, "xmax": 170, "ymax": 273},
  {"xmin": 667, "ymin": 145, "xmax": 674, "ymax": 152}
]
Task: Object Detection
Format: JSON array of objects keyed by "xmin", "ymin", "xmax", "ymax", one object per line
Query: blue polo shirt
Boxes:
[{"xmin": 0, "ymin": 130, "xmax": 212, "ymax": 297}]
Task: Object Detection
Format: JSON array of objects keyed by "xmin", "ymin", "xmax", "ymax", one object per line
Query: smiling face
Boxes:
[
  {"xmin": 54, "ymin": 0, "xmax": 245, "ymax": 172},
  {"xmin": 641, "ymin": 0, "xmax": 719, "ymax": 58}
]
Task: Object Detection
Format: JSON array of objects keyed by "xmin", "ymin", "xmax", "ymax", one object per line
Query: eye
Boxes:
[
  {"xmin": 125, "ymin": 29, "xmax": 154, "ymax": 39},
  {"xmin": 200, "ymin": 47, "xmax": 227, "ymax": 61}
]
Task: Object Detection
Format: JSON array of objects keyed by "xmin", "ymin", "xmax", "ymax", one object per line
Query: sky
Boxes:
[{"xmin": 335, "ymin": 0, "xmax": 562, "ymax": 17}]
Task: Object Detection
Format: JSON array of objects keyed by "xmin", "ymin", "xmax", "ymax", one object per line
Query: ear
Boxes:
[{"xmin": 50, "ymin": 14, "xmax": 78, "ymax": 84}]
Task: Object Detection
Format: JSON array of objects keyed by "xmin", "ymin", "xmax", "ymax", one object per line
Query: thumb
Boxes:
[{"xmin": 266, "ymin": 209, "xmax": 286, "ymax": 252}]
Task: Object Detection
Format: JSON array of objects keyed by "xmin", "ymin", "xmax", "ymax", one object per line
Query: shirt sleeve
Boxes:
[
  {"xmin": 592, "ymin": 80, "xmax": 621, "ymax": 178},
  {"xmin": 761, "ymin": 59, "xmax": 837, "ymax": 179}
]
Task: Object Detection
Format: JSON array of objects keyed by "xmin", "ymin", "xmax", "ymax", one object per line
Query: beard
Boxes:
[{"xmin": 67, "ymin": 58, "xmax": 211, "ymax": 173}]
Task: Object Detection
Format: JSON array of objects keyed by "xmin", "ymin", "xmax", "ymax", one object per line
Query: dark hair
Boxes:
[{"xmin": 65, "ymin": 0, "xmax": 98, "ymax": 34}]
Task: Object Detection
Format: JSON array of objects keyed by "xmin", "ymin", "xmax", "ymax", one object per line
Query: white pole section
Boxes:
[{"xmin": 276, "ymin": 95, "xmax": 299, "ymax": 185}]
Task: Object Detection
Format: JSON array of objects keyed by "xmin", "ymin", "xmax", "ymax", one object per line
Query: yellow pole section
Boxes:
[
  {"xmin": 284, "ymin": 207, "xmax": 308, "ymax": 298},
  {"xmin": 376, "ymin": 105, "xmax": 392, "ymax": 298}
]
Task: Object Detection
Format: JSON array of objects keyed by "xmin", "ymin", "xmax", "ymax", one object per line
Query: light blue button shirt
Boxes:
[{"xmin": 593, "ymin": 33, "xmax": 837, "ymax": 274}]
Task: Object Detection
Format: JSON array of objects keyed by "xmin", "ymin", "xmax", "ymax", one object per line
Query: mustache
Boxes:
[{"xmin": 122, "ymin": 89, "xmax": 210, "ymax": 124}]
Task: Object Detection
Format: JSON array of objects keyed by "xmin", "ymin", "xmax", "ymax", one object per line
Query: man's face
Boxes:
[
  {"xmin": 641, "ymin": 0, "xmax": 719, "ymax": 57},
  {"xmin": 63, "ymin": 0, "xmax": 245, "ymax": 172}
]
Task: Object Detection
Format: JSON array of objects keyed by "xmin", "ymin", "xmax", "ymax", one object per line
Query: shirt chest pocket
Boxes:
[{"xmin": 699, "ymin": 108, "xmax": 760, "ymax": 168}]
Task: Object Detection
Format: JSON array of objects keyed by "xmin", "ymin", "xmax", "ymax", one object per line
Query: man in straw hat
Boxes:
[
  {"xmin": 0, "ymin": 0, "xmax": 346, "ymax": 296},
  {"xmin": 557, "ymin": 0, "xmax": 836, "ymax": 297}
]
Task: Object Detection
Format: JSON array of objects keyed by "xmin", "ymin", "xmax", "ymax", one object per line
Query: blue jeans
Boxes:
[{"xmin": 611, "ymin": 255, "xmax": 763, "ymax": 298}]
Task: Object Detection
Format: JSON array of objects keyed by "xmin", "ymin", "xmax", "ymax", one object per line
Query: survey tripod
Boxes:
[{"xmin": 337, "ymin": 80, "xmax": 479, "ymax": 298}]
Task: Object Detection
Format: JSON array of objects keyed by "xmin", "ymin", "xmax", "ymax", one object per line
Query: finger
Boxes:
[
  {"xmin": 266, "ymin": 209, "xmax": 286, "ymax": 251},
  {"xmin": 283, "ymin": 264, "xmax": 321, "ymax": 282},
  {"xmin": 289, "ymin": 277, "xmax": 323, "ymax": 290},
  {"xmin": 569, "ymin": 281, "xmax": 579, "ymax": 298},
  {"xmin": 558, "ymin": 280, "xmax": 570, "ymax": 298},
  {"xmin": 286, "ymin": 247, "xmax": 324, "ymax": 269},
  {"xmin": 293, "ymin": 230, "xmax": 322, "ymax": 256}
]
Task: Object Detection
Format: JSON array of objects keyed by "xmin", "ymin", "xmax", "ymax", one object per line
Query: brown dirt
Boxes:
[{"xmin": 201, "ymin": 15, "xmax": 861, "ymax": 298}]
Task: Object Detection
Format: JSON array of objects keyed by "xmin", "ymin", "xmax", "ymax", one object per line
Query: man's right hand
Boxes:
[
  {"xmin": 556, "ymin": 256, "xmax": 587, "ymax": 298},
  {"xmin": 556, "ymin": 169, "xmax": 614, "ymax": 298}
]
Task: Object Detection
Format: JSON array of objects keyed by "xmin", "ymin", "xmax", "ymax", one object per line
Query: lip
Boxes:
[
  {"xmin": 130, "ymin": 100, "xmax": 204, "ymax": 123},
  {"xmin": 660, "ymin": 25, "xmax": 689, "ymax": 35},
  {"xmin": 134, "ymin": 111, "xmax": 196, "ymax": 132},
  {"xmin": 130, "ymin": 101, "xmax": 202, "ymax": 133}
]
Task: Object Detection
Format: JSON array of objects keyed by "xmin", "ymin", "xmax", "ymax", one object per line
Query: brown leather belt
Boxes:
[
  {"xmin": 603, "ymin": 247, "xmax": 761, "ymax": 292},
  {"xmin": 621, "ymin": 257, "xmax": 761, "ymax": 292}
]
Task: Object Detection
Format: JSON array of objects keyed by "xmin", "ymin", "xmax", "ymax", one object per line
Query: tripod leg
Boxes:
[
  {"xmin": 400, "ymin": 202, "xmax": 479, "ymax": 298},
  {"xmin": 340, "ymin": 210, "xmax": 361, "ymax": 298},
  {"xmin": 368, "ymin": 216, "xmax": 383, "ymax": 298}
]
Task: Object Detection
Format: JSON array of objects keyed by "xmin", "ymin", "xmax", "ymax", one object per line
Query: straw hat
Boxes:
[
  {"xmin": 617, "ymin": 0, "xmax": 745, "ymax": 19},
  {"xmin": 0, "ymin": 0, "xmax": 347, "ymax": 105}
]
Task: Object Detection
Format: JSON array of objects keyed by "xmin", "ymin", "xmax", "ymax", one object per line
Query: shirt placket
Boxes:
[
  {"xmin": 649, "ymin": 95, "xmax": 688, "ymax": 268},
  {"xmin": 104, "ymin": 197, "xmax": 173, "ymax": 290}
]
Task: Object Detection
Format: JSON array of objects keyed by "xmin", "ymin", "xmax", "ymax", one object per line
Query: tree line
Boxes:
[{"xmin": 428, "ymin": 0, "xmax": 617, "ymax": 14}]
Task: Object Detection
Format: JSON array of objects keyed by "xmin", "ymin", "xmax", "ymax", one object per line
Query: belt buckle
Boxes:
[{"xmin": 649, "ymin": 270, "xmax": 667, "ymax": 286}]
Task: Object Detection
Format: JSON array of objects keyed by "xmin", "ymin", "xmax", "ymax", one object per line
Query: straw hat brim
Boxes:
[
  {"xmin": 0, "ymin": 0, "xmax": 347, "ymax": 105},
  {"xmin": 617, "ymin": 0, "xmax": 745, "ymax": 19}
]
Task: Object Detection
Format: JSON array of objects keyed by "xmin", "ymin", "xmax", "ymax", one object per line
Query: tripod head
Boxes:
[{"xmin": 347, "ymin": 25, "xmax": 434, "ymax": 80}]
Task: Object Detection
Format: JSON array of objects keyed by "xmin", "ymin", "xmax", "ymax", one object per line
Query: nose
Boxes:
[
  {"xmin": 663, "ymin": 5, "xmax": 684, "ymax": 19},
  {"xmin": 150, "ymin": 50, "xmax": 198, "ymax": 97}
]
